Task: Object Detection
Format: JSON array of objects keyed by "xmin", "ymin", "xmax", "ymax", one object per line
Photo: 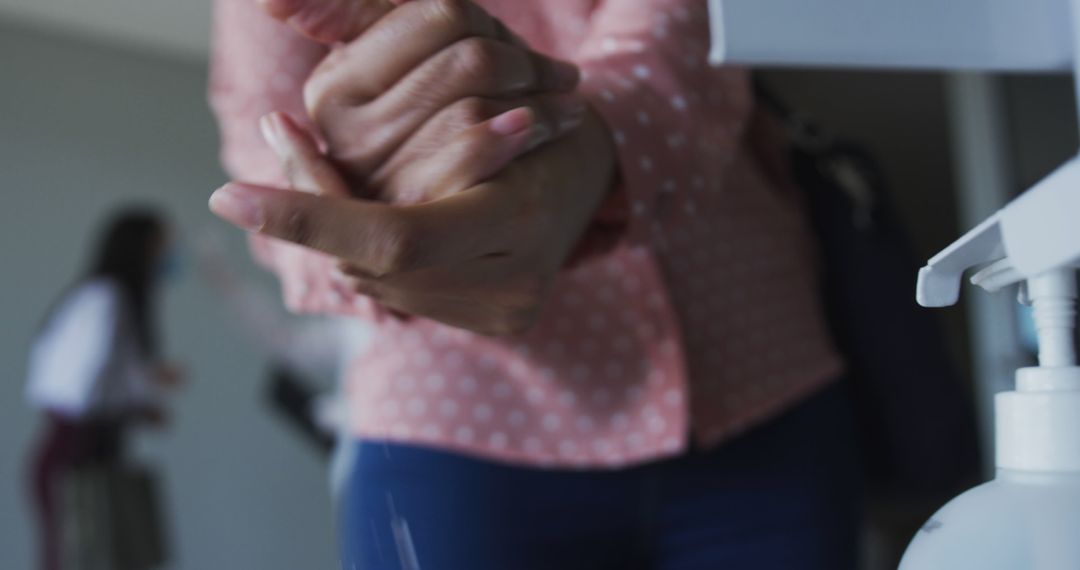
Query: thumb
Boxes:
[{"xmin": 257, "ymin": 0, "xmax": 402, "ymax": 44}]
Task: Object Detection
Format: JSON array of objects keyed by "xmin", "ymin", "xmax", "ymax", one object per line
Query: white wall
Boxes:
[{"xmin": 0, "ymin": 22, "xmax": 338, "ymax": 570}]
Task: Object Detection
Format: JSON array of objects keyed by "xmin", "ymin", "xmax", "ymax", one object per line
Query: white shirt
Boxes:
[{"xmin": 26, "ymin": 278, "xmax": 158, "ymax": 418}]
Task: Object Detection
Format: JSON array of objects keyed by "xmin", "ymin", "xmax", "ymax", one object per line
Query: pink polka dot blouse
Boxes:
[{"xmin": 209, "ymin": 0, "xmax": 844, "ymax": 468}]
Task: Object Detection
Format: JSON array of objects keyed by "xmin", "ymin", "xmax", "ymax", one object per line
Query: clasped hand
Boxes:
[{"xmin": 211, "ymin": 0, "xmax": 615, "ymax": 335}]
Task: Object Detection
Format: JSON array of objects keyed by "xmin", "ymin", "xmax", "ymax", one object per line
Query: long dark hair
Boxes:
[{"xmin": 84, "ymin": 208, "xmax": 168, "ymax": 358}]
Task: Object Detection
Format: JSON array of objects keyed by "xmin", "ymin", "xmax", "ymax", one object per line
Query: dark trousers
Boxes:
[{"xmin": 339, "ymin": 383, "xmax": 861, "ymax": 570}]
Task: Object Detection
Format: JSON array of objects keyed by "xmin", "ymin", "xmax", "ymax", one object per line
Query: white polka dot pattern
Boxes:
[{"xmin": 210, "ymin": 0, "xmax": 843, "ymax": 469}]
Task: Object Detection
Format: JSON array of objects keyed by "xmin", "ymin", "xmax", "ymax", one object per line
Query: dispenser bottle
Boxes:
[{"xmin": 899, "ymin": 159, "xmax": 1080, "ymax": 569}]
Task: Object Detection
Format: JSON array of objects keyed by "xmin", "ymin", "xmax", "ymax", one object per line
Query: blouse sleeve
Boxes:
[
  {"xmin": 26, "ymin": 283, "xmax": 121, "ymax": 417},
  {"xmin": 210, "ymin": 0, "xmax": 375, "ymax": 317},
  {"xmin": 572, "ymin": 0, "xmax": 753, "ymax": 247}
]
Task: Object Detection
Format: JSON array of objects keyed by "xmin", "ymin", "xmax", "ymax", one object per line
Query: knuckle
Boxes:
[
  {"xmin": 302, "ymin": 78, "xmax": 337, "ymax": 126},
  {"xmin": 451, "ymin": 37, "xmax": 500, "ymax": 83},
  {"xmin": 428, "ymin": 0, "xmax": 471, "ymax": 31},
  {"xmin": 450, "ymin": 97, "xmax": 495, "ymax": 126},
  {"xmin": 276, "ymin": 207, "xmax": 318, "ymax": 249},
  {"xmin": 296, "ymin": 14, "xmax": 341, "ymax": 44},
  {"xmin": 328, "ymin": 112, "xmax": 392, "ymax": 173},
  {"xmin": 303, "ymin": 61, "xmax": 374, "ymax": 118},
  {"xmin": 289, "ymin": 2, "xmax": 373, "ymax": 44}
]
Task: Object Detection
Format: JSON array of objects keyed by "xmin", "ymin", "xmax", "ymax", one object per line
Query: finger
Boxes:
[
  {"xmin": 311, "ymin": 34, "xmax": 577, "ymax": 112},
  {"xmin": 384, "ymin": 99, "xmax": 585, "ymax": 202},
  {"xmin": 338, "ymin": 250, "xmax": 520, "ymax": 291},
  {"xmin": 314, "ymin": 39, "xmax": 579, "ymax": 175},
  {"xmin": 443, "ymin": 36, "xmax": 579, "ymax": 92},
  {"xmin": 259, "ymin": 112, "xmax": 351, "ymax": 198},
  {"xmin": 258, "ymin": 0, "xmax": 397, "ymax": 44},
  {"xmin": 303, "ymin": 0, "xmax": 518, "ymax": 109},
  {"xmin": 338, "ymin": 256, "xmax": 543, "ymax": 335},
  {"xmin": 208, "ymin": 181, "xmax": 518, "ymax": 275}
]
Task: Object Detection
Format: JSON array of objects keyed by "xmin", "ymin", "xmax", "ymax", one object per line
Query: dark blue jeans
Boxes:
[{"xmin": 339, "ymin": 384, "xmax": 860, "ymax": 570}]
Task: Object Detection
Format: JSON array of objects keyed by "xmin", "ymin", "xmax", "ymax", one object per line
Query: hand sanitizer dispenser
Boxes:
[{"xmin": 900, "ymin": 158, "xmax": 1080, "ymax": 569}]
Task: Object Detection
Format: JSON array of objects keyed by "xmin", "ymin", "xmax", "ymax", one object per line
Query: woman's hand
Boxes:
[
  {"xmin": 260, "ymin": 0, "xmax": 583, "ymax": 200},
  {"xmin": 214, "ymin": 0, "xmax": 618, "ymax": 334},
  {"xmin": 257, "ymin": 0, "xmax": 399, "ymax": 44},
  {"xmin": 211, "ymin": 106, "xmax": 614, "ymax": 335}
]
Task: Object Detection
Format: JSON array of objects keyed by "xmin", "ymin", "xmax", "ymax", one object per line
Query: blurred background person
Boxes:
[{"xmin": 24, "ymin": 208, "xmax": 184, "ymax": 570}]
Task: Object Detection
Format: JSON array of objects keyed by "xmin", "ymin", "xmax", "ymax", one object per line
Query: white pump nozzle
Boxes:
[
  {"xmin": 1026, "ymin": 269, "xmax": 1078, "ymax": 368},
  {"xmin": 916, "ymin": 155, "xmax": 1080, "ymax": 310},
  {"xmin": 913, "ymin": 154, "xmax": 1080, "ymax": 475}
]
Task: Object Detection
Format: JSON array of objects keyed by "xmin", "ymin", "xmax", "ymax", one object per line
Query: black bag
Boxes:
[
  {"xmin": 753, "ymin": 80, "xmax": 981, "ymax": 496},
  {"xmin": 267, "ymin": 365, "xmax": 336, "ymax": 455}
]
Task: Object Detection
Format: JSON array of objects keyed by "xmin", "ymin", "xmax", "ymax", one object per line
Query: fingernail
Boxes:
[
  {"xmin": 256, "ymin": 0, "xmax": 304, "ymax": 19},
  {"xmin": 490, "ymin": 107, "xmax": 533, "ymax": 136},
  {"xmin": 209, "ymin": 184, "xmax": 265, "ymax": 231},
  {"xmin": 551, "ymin": 60, "xmax": 581, "ymax": 89},
  {"xmin": 260, "ymin": 114, "xmax": 289, "ymax": 159}
]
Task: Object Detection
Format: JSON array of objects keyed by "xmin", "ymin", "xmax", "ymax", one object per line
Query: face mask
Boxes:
[{"xmin": 157, "ymin": 246, "xmax": 184, "ymax": 283}]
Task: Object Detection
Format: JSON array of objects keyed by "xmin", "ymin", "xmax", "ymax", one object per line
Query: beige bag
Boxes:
[{"xmin": 59, "ymin": 463, "xmax": 169, "ymax": 570}]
